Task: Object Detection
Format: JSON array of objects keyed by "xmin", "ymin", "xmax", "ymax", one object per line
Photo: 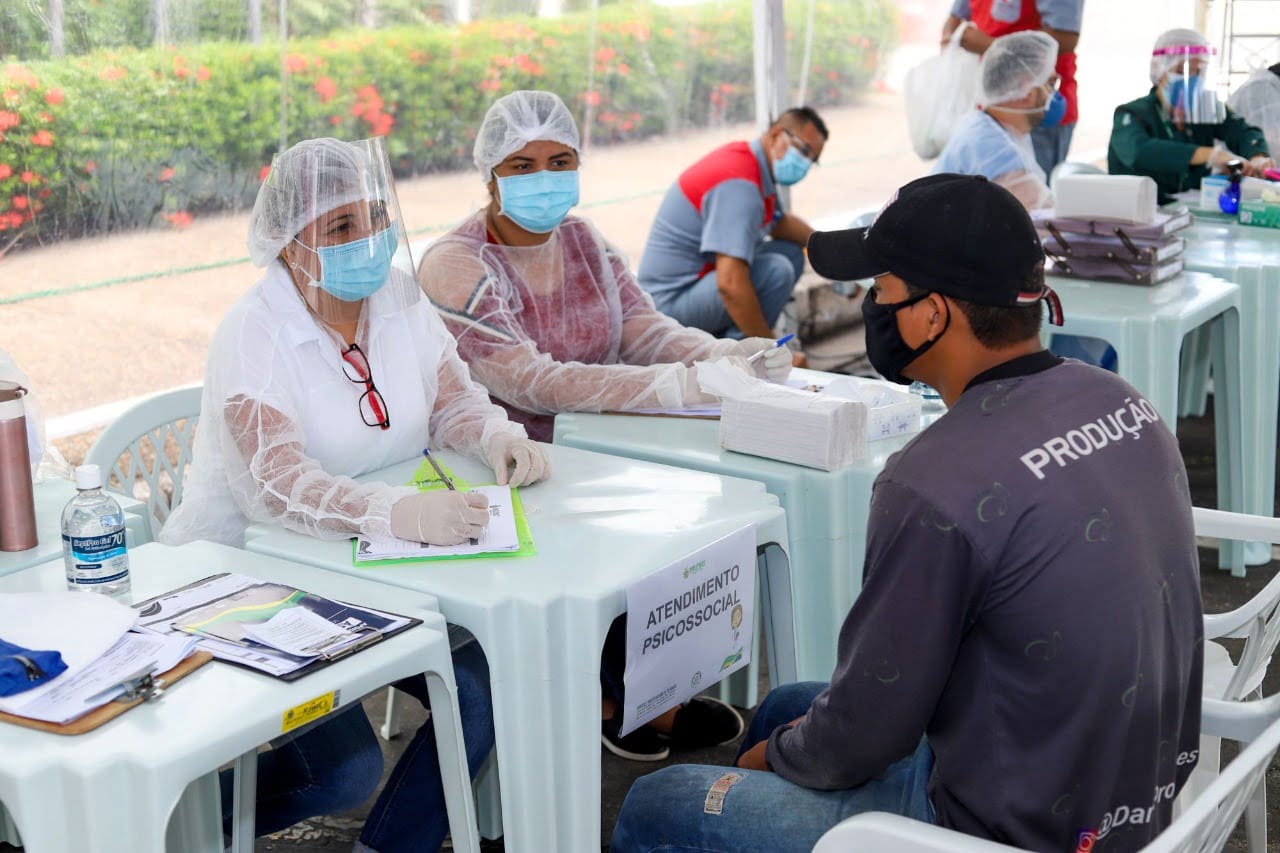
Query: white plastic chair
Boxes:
[
  {"xmin": 1175, "ymin": 507, "xmax": 1280, "ymax": 850},
  {"xmin": 83, "ymin": 385, "xmax": 202, "ymax": 540},
  {"xmin": 812, "ymin": 692, "xmax": 1280, "ymax": 853}
]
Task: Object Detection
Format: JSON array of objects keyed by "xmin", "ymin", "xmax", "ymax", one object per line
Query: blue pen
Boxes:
[
  {"xmin": 422, "ymin": 448, "xmax": 457, "ymax": 491},
  {"xmin": 747, "ymin": 334, "xmax": 795, "ymax": 364}
]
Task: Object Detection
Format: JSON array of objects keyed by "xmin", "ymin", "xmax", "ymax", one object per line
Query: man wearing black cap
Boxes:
[{"xmin": 611, "ymin": 174, "xmax": 1203, "ymax": 853}]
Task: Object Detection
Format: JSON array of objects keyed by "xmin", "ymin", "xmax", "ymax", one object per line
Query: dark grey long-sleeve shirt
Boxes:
[{"xmin": 768, "ymin": 354, "xmax": 1203, "ymax": 851}]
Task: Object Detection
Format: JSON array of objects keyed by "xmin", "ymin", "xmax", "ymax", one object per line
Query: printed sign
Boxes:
[{"xmin": 621, "ymin": 524, "xmax": 756, "ymax": 736}]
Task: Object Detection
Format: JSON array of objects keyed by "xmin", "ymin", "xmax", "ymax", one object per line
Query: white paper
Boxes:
[
  {"xmin": 621, "ymin": 525, "xmax": 756, "ymax": 737},
  {"xmin": 0, "ymin": 631, "xmax": 195, "ymax": 724},
  {"xmin": 0, "ymin": 591, "xmax": 138, "ymax": 709},
  {"xmin": 242, "ymin": 608, "xmax": 357, "ymax": 659},
  {"xmin": 1054, "ymin": 174, "xmax": 1158, "ymax": 224},
  {"xmin": 355, "ymin": 485, "xmax": 520, "ymax": 561}
]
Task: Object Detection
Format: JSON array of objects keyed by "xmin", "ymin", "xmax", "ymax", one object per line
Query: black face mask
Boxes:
[{"xmin": 861, "ymin": 289, "xmax": 948, "ymax": 385}]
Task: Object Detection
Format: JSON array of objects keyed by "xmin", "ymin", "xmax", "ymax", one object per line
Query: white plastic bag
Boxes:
[{"xmin": 904, "ymin": 22, "xmax": 981, "ymax": 160}]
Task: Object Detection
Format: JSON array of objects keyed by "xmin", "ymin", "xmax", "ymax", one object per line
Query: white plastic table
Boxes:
[
  {"xmin": 554, "ymin": 369, "xmax": 927, "ymax": 683},
  {"xmin": 1181, "ymin": 221, "xmax": 1280, "ymax": 537},
  {"xmin": 1049, "ymin": 270, "xmax": 1246, "ymax": 571},
  {"xmin": 243, "ymin": 443, "xmax": 792, "ymax": 853},
  {"xmin": 0, "ymin": 477, "xmax": 152, "ymax": 578},
  {"xmin": 0, "ymin": 540, "xmax": 477, "ymax": 853}
]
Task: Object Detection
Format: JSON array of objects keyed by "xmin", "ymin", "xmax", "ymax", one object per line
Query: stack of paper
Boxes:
[
  {"xmin": 355, "ymin": 484, "xmax": 521, "ymax": 562},
  {"xmin": 697, "ymin": 361, "xmax": 922, "ymax": 471},
  {"xmin": 0, "ymin": 592, "xmax": 195, "ymax": 725}
]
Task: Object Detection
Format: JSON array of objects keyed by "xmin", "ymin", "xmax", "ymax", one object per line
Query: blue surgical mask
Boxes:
[
  {"xmin": 1163, "ymin": 74, "xmax": 1203, "ymax": 115},
  {"xmin": 297, "ymin": 226, "xmax": 399, "ymax": 302},
  {"xmin": 496, "ymin": 170, "xmax": 580, "ymax": 234},
  {"xmin": 773, "ymin": 145, "xmax": 813, "ymax": 186},
  {"xmin": 1040, "ymin": 90, "xmax": 1067, "ymax": 127}
]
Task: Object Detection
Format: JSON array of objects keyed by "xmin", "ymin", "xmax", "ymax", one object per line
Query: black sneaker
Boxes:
[
  {"xmin": 602, "ymin": 716, "xmax": 670, "ymax": 761},
  {"xmin": 664, "ymin": 697, "xmax": 745, "ymax": 750}
]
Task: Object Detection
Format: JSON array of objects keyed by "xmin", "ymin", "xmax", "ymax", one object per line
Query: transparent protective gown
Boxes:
[
  {"xmin": 161, "ymin": 138, "xmax": 522, "ymax": 547},
  {"xmin": 419, "ymin": 211, "xmax": 740, "ymax": 441},
  {"xmin": 1229, "ymin": 68, "xmax": 1280, "ymax": 158},
  {"xmin": 932, "ymin": 111, "xmax": 1052, "ymax": 211}
]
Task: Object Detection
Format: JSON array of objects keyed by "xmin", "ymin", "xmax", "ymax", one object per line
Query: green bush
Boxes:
[{"xmin": 0, "ymin": 0, "xmax": 896, "ymax": 249}]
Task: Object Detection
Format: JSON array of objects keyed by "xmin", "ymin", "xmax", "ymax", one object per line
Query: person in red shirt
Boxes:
[{"xmin": 942, "ymin": 0, "xmax": 1082, "ymax": 176}]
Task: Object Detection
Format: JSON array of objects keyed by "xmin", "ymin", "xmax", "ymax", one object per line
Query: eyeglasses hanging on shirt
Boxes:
[{"xmin": 340, "ymin": 343, "xmax": 391, "ymax": 430}]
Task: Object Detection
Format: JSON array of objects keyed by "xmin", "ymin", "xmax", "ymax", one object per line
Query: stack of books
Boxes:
[{"xmin": 1032, "ymin": 207, "xmax": 1193, "ymax": 286}]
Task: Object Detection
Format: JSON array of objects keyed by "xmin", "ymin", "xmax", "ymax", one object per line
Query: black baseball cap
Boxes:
[{"xmin": 808, "ymin": 174, "xmax": 1061, "ymax": 321}]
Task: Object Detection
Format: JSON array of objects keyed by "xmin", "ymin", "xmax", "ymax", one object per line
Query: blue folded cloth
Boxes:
[{"xmin": 0, "ymin": 636, "xmax": 68, "ymax": 697}]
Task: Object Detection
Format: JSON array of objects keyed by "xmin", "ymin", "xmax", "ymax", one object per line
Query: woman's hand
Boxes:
[
  {"xmin": 390, "ymin": 491, "xmax": 491, "ymax": 545},
  {"xmin": 487, "ymin": 434, "xmax": 551, "ymax": 486}
]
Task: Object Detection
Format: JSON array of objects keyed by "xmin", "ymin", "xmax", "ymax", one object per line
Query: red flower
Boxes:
[
  {"xmin": 283, "ymin": 54, "xmax": 309, "ymax": 73},
  {"xmin": 617, "ymin": 62, "xmax": 630, "ymax": 77},
  {"xmin": 0, "ymin": 111, "xmax": 17, "ymax": 131},
  {"xmin": 583, "ymin": 90, "xmax": 602, "ymax": 107},
  {"xmin": 7, "ymin": 211, "xmax": 23, "ymax": 228},
  {"xmin": 11, "ymin": 195, "xmax": 28, "ymax": 210},
  {"xmin": 174, "ymin": 66, "xmax": 190, "ymax": 79},
  {"xmin": 314, "ymin": 76, "xmax": 337, "ymax": 103},
  {"xmin": 329, "ymin": 115, "xmax": 342, "ymax": 126},
  {"xmin": 20, "ymin": 171, "xmax": 35, "ymax": 183},
  {"xmin": 83, "ymin": 160, "xmax": 96, "ymax": 174},
  {"xmin": 161, "ymin": 210, "xmax": 194, "ymax": 229},
  {"xmin": 43, "ymin": 88, "xmax": 64, "ymax": 106},
  {"xmin": 99, "ymin": 66, "xmax": 127, "ymax": 81},
  {"xmin": 30, "ymin": 130, "xmax": 52, "ymax": 146},
  {"xmin": 369, "ymin": 113, "xmax": 394, "ymax": 136},
  {"xmin": 258, "ymin": 164, "xmax": 271, "ymax": 181},
  {"xmin": 595, "ymin": 47, "xmax": 617, "ymax": 63},
  {"xmin": 158, "ymin": 166, "xmax": 175, "ymax": 182},
  {"xmin": 0, "ymin": 164, "xmax": 11, "ymax": 179},
  {"xmin": 0, "ymin": 92, "xmax": 16, "ymax": 105},
  {"xmin": 196, "ymin": 66, "xmax": 210, "ymax": 82}
]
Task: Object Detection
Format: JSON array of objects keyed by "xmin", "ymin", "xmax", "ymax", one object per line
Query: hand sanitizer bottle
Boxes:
[{"xmin": 62, "ymin": 464, "xmax": 131, "ymax": 596}]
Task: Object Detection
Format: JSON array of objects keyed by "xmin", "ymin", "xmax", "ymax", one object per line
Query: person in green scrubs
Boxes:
[{"xmin": 1108, "ymin": 27, "xmax": 1273, "ymax": 202}]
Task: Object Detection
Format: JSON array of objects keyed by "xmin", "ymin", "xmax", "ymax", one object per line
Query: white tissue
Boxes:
[
  {"xmin": 1053, "ymin": 174, "xmax": 1158, "ymax": 224},
  {"xmin": 696, "ymin": 360, "xmax": 922, "ymax": 470}
]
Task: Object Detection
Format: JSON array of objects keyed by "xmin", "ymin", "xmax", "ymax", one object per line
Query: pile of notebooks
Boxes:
[{"xmin": 1033, "ymin": 174, "xmax": 1193, "ymax": 286}]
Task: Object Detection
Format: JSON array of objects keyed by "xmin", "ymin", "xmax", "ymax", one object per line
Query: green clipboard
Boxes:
[{"xmin": 351, "ymin": 458, "xmax": 537, "ymax": 566}]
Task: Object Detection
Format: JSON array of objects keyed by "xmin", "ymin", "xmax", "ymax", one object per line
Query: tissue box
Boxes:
[
  {"xmin": 1199, "ymin": 176, "xmax": 1229, "ymax": 212},
  {"xmin": 1239, "ymin": 199, "xmax": 1280, "ymax": 229},
  {"xmin": 718, "ymin": 382, "xmax": 922, "ymax": 471}
]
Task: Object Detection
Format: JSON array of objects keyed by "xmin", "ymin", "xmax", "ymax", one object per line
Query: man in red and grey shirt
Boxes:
[
  {"xmin": 943, "ymin": 0, "xmax": 1083, "ymax": 175},
  {"xmin": 637, "ymin": 108, "xmax": 828, "ymax": 362}
]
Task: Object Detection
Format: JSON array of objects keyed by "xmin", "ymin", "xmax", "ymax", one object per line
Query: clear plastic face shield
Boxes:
[
  {"xmin": 247, "ymin": 136, "xmax": 418, "ymax": 327},
  {"xmin": 1152, "ymin": 43, "xmax": 1226, "ymax": 125}
]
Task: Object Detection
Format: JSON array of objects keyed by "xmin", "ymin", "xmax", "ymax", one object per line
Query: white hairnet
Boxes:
[
  {"xmin": 980, "ymin": 31, "xmax": 1059, "ymax": 106},
  {"xmin": 248, "ymin": 138, "xmax": 371, "ymax": 266},
  {"xmin": 418, "ymin": 211, "xmax": 740, "ymax": 441},
  {"xmin": 473, "ymin": 90, "xmax": 581, "ymax": 176},
  {"xmin": 1150, "ymin": 28, "xmax": 1211, "ymax": 85},
  {"xmin": 1229, "ymin": 67, "xmax": 1280, "ymax": 156}
]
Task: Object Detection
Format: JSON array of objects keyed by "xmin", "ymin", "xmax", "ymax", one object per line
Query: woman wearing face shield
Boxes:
[
  {"xmin": 1108, "ymin": 28, "xmax": 1273, "ymax": 203},
  {"xmin": 418, "ymin": 90, "xmax": 759, "ymax": 761},
  {"xmin": 160, "ymin": 137, "xmax": 545, "ymax": 852},
  {"xmin": 416, "ymin": 89, "xmax": 793, "ymax": 446}
]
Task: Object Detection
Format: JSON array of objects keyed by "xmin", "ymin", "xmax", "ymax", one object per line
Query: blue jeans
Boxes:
[
  {"xmin": 654, "ymin": 240, "xmax": 805, "ymax": 339},
  {"xmin": 1030, "ymin": 121, "xmax": 1076, "ymax": 178},
  {"xmin": 220, "ymin": 641, "xmax": 494, "ymax": 853},
  {"xmin": 610, "ymin": 682, "xmax": 935, "ymax": 853}
]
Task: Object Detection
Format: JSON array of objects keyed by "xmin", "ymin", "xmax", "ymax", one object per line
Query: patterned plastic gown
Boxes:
[{"xmin": 419, "ymin": 210, "xmax": 741, "ymax": 441}]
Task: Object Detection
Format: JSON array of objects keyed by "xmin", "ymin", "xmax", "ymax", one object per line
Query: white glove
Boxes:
[
  {"xmin": 679, "ymin": 357, "xmax": 757, "ymax": 405},
  {"xmin": 486, "ymin": 433, "xmax": 551, "ymax": 486},
  {"xmin": 390, "ymin": 490, "xmax": 490, "ymax": 545},
  {"xmin": 731, "ymin": 338, "xmax": 794, "ymax": 382}
]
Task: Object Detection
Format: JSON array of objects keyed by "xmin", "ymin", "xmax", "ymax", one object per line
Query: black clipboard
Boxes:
[{"xmin": 132, "ymin": 573, "xmax": 423, "ymax": 682}]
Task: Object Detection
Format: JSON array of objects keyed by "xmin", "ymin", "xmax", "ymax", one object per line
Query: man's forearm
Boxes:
[
  {"xmin": 771, "ymin": 213, "xmax": 813, "ymax": 247},
  {"xmin": 716, "ymin": 257, "xmax": 774, "ymax": 338},
  {"xmin": 1042, "ymin": 25, "xmax": 1079, "ymax": 55}
]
